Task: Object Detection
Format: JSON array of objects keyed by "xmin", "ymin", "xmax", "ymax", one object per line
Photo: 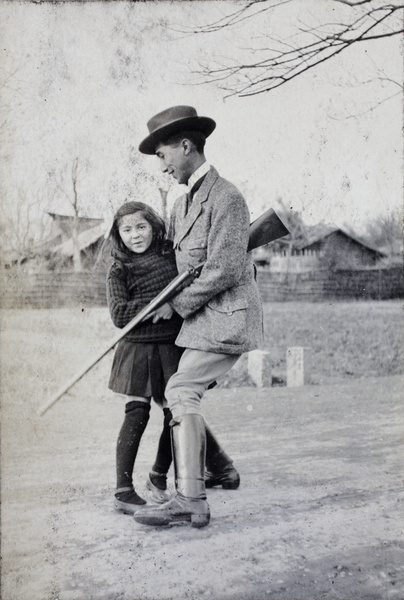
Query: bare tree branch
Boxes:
[
  {"xmin": 175, "ymin": 0, "xmax": 294, "ymax": 35},
  {"xmin": 337, "ymin": 1, "xmax": 375, "ymax": 6},
  {"xmin": 185, "ymin": 1, "xmax": 404, "ymax": 98},
  {"xmin": 1, "ymin": 185, "xmax": 52, "ymax": 266}
]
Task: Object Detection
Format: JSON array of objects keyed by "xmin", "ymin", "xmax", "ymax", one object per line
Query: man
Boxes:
[{"xmin": 134, "ymin": 105, "xmax": 263, "ymax": 528}]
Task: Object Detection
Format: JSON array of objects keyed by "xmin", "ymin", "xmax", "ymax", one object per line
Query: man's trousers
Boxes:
[{"xmin": 165, "ymin": 348, "xmax": 241, "ymax": 419}]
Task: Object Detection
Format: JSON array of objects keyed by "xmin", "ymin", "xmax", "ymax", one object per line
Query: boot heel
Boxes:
[
  {"xmin": 222, "ymin": 480, "xmax": 240, "ymax": 490},
  {"xmin": 191, "ymin": 513, "xmax": 210, "ymax": 528}
]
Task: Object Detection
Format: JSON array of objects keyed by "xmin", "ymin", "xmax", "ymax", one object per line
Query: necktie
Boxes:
[
  {"xmin": 185, "ymin": 175, "xmax": 206, "ymax": 215},
  {"xmin": 185, "ymin": 192, "xmax": 193, "ymax": 216}
]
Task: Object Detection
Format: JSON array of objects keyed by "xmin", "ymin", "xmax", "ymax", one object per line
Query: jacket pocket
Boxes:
[
  {"xmin": 181, "ymin": 237, "xmax": 208, "ymax": 263},
  {"xmin": 207, "ymin": 296, "xmax": 248, "ymax": 346}
]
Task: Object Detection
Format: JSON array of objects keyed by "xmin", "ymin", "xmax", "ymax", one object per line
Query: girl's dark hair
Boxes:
[{"xmin": 109, "ymin": 201, "xmax": 167, "ymax": 255}]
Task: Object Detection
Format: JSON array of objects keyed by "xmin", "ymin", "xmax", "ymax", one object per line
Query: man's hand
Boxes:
[{"xmin": 146, "ymin": 302, "xmax": 174, "ymax": 323}]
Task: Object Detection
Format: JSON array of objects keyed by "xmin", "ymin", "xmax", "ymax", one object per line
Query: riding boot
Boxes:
[
  {"xmin": 147, "ymin": 410, "xmax": 238, "ymax": 502},
  {"xmin": 205, "ymin": 422, "xmax": 240, "ymax": 490},
  {"xmin": 149, "ymin": 409, "xmax": 239, "ymax": 488},
  {"xmin": 133, "ymin": 413, "xmax": 210, "ymax": 528}
]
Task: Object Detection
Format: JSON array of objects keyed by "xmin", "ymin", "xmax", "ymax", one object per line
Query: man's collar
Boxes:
[{"xmin": 187, "ymin": 162, "xmax": 210, "ymax": 193}]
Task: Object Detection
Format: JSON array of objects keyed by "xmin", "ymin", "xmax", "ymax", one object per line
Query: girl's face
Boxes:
[{"xmin": 118, "ymin": 212, "xmax": 153, "ymax": 254}]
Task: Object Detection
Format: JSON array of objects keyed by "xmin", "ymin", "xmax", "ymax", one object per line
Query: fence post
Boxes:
[
  {"xmin": 248, "ymin": 350, "xmax": 272, "ymax": 388},
  {"xmin": 286, "ymin": 347, "xmax": 312, "ymax": 387}
]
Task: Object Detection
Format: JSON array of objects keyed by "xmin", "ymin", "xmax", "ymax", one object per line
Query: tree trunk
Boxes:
[{"xmin": 71, "ymin": 159, "xmax": 82, "ymax": 272}]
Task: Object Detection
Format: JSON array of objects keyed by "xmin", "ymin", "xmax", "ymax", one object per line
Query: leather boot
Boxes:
[
  {"xmin": 133, "ymin": 414, "xmax": 210, "ymax": 528},
  {"xmin": 205, "ymin": 423, "xmax": 240, "ymax": 489}
]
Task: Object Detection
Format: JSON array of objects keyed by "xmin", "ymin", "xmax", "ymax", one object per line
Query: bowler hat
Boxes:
[{"xmin": 138, "ymin": 105, "xmax": 216, "ymax": 155}]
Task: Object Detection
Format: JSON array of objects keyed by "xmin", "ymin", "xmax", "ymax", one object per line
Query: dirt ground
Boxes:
[{"xmin": 1, "ymin": 371, "xmax": 403, "ymax": 600}]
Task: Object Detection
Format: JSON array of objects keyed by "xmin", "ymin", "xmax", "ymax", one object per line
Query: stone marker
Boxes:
[
  {"xmin": 248, "ymin": 350, "xmax": 272, "ymax": 388},
  {"xmin": 286, "ymin": 346, "xmax": 311, "ymax": 387}
]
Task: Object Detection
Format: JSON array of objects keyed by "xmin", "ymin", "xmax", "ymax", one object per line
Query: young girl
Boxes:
[{"xmin": 107, "ymin": 201, "xmax": 239, "ymax": 515}]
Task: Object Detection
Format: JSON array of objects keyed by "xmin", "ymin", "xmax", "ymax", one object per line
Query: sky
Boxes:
[{"xmin": 0, "ymin": 0, "xmax": 403, "ymax": 247}]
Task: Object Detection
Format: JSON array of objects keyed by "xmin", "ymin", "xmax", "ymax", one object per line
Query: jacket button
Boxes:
[{"xmin": 227, "ymin": 311, "xmax": 233, "ymax": 316}]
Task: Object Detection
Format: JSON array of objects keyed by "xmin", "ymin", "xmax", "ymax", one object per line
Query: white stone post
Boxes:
[
  {"xmin": 286, "ymin": 347, "xmax": 312, "ymax": 387},
  {"xmin": 248, "ymin": 350, "xmax": 272, "ymax": 388}
]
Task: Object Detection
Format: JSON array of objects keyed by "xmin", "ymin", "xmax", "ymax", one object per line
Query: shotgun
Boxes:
[{"xmin": 38, "ymin": 207, "xmax": 289, "ymax": 416}]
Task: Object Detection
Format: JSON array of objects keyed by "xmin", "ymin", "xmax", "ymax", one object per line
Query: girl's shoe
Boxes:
[
  {"xmin": 114, "ymin": 487, "xmax": 146, "ymax": 514},
  {"xmin": 146, "ymin": 472, "xmax": 171, "ymax": 504}
]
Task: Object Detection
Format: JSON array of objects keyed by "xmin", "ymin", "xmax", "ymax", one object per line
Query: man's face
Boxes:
[{"xmin": 156, "ymin": 140, "xmax": 191, "ymax": 185}]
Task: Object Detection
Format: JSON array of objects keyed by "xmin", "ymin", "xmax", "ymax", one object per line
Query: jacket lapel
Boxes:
[{"xmin": 174, "ymin": 167, "xmax": 219, "ymax": 248}]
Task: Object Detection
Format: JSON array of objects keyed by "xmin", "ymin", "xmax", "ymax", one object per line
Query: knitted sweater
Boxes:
[{"xmin": 106, "ymin": 245, "xmax": 183, "ymax": 343}]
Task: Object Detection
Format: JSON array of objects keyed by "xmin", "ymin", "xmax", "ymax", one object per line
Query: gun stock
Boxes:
[{"xmin": 248, "ymin": 208, "xmax": 289, "ymax": 251}]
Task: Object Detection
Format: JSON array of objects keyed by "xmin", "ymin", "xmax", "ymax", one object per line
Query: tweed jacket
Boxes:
[{"xmin": 168, "ymin": 166, "xmax": 263, "ymax": 355}]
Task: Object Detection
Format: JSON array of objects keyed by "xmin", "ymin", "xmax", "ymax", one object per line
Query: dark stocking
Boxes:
[
  {"xmin": 151, "ymin": 407, "xmax": 173, "ymax": 475},
  {"xmin": 116, "ymin": 401, "xmax": 150, "ymax": 489}
]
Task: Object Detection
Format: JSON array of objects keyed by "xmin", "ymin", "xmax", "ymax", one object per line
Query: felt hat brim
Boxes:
[{"xmin": 139, "ymin": 115, "xmax": 216, "ymax": 155}]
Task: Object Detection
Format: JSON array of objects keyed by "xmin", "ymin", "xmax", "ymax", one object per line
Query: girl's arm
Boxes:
[{"xmin": 106, "ymin": 264, "xmax": 144, "ymax": 328}]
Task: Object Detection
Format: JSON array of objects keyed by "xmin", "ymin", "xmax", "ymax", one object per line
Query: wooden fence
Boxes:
[
  {"xmin": 0, "ymin": 271, "xmax": 107, "ymax": 309},
  {"xmin": 0, "ymin": 267, "xmax": 403, "ymax": 309},
  {"xmin": 267, "ymin": 250, "xmax": 320, "ymax": 273},
  {"xmin": 257, "ymin": 267, "xmax": 404, "ymax": 302}
]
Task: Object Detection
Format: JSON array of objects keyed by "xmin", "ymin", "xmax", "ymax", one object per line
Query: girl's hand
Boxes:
[{"xmin": 150, "ymin": 303, "xmax": 174, "ymax": 323}]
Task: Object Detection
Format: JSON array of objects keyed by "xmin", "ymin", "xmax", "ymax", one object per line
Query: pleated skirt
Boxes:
[{"xmin": 108, "ymin": 340, "xmax": 184, "ymax": 400}]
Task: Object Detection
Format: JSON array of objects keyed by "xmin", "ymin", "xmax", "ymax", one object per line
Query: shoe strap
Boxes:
[{"xmin": 115, "ymin": 486, "xmax": 133, "ymax": 494}]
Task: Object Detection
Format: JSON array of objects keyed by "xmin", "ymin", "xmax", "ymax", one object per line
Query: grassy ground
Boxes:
[
  {"xmin": 220, "ymin": 300, "xmax": 403, "ymax": 387},
  {"xmin": 0, "ymin": 301, "xmax": 402, "ymax": 400},
  {"xmin": 262, "ymin": 301, "xmax": 403, "ymax": 380}
]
